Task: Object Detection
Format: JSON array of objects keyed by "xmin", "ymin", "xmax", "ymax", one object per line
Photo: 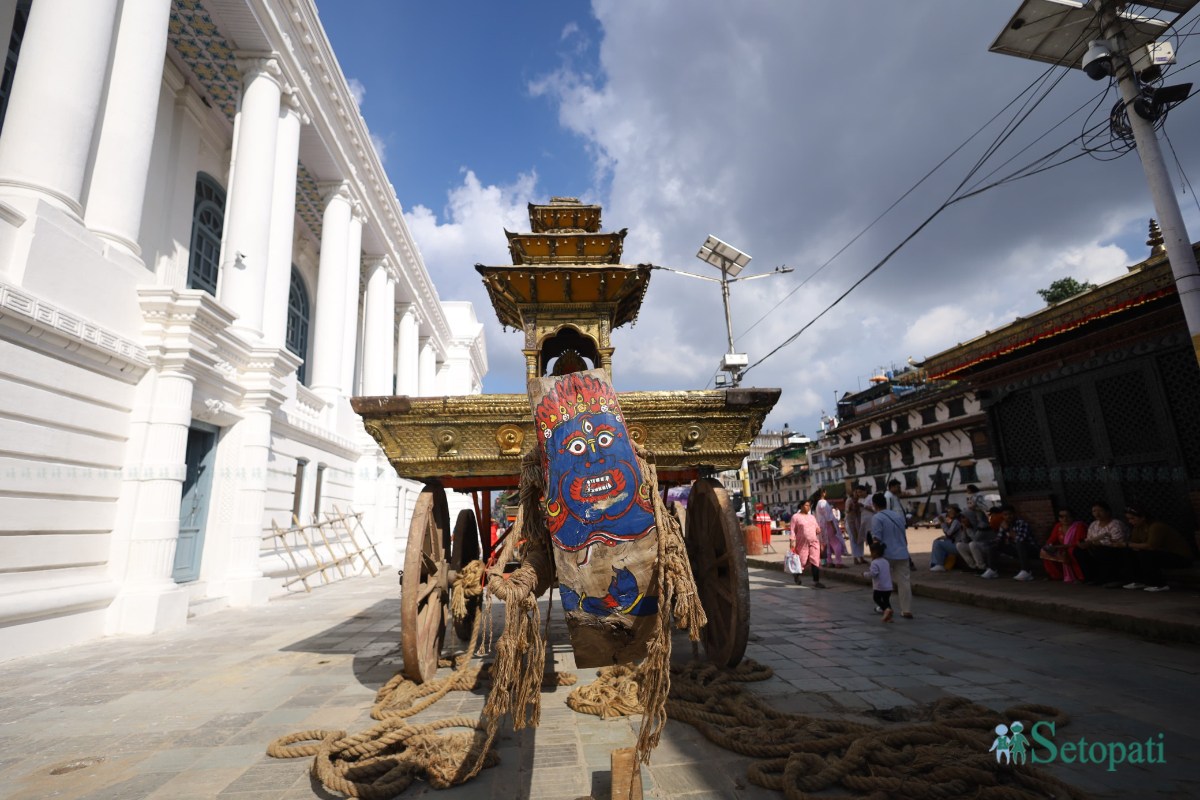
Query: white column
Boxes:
[
  {"xmin": 395, "ymin": 303, "xmax": 419, "ymax": 395},
  {"xmin": 340, "ymin": 205, "xmax": 365, "ymax": 395},
  {"xmin": 362, "ymin": 257, "xmax": 396, "ymax": 395},
  {"xmin": 0, "ymin": 0, "xmax": 121, "ymax": 215},
  {"xmin": 82, "ymin": 0, "xmax": 174, "ymax": 256},
  {"xmin": 418, "ymin": 337, "xmax": 437, "ymax": 397},
  {"xmin": 218, "ymin": 54, "xmax": 284, "ymax": 341},
  {"xmin": 309, "ymin": 182, "xmax": 353, "ymax": 404},
  {"xmin": 261, "ymin": 91, "xmax": 306, "ymax": 348}
]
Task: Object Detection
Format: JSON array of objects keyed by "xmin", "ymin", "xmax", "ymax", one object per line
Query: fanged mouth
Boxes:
[
  {"xmin": 583, "ymin": 474, "xmax": 614, "ymax": 496},
  {"xmin": 568, "ymin": 468, "xmax": 627, "ymax": 504}
]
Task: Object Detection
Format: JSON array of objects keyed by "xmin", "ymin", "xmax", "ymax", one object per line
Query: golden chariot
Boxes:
[{"xmin": 352, "ymin": 198, "xmax": 779, "ymax": 682}]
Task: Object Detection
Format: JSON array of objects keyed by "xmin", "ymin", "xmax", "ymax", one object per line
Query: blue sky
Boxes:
[
  {"xmin": 315, "ymin": 1, "xmax": 602, "ymax": 212},
  {"xmin": 313, "ymin": 2, "xmax": 1200, "ymax": 436}
]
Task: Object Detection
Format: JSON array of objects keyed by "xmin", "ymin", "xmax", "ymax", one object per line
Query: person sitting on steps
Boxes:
[
  {"xmin": 930, "ymin": 504, "xmax": 967, "ymax": 572},
  {"xmin": 981, "ymin": 505, "xmax": 1039, "ymax": 581},
  {"xmin": 1116, "ymin": 506, "xmax": 1194, "ymax": 593}
]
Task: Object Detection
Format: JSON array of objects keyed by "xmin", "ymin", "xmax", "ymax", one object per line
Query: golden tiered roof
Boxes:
[{"xmin": 477, "ymin": 197, "xmax": 650, "ymax": 332}]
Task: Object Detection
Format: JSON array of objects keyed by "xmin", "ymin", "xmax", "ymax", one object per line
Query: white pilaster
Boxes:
[
  {"xmin": 395, "ymin": 303, "xmax": 419, "ymax": 395},
  {"xmin": 106, "ymin": 368, "xmax": 194, "ymax": 635},
  {"xmin": 340, "ymin": 204, "xmax": 365, "ymax": 395},
  {"xmin": 218, "ymin": 54, "xmax": 284, "ymax": 341},
  {"xmin": 362, "ymin": 256, "xmax": 396, "ymax": 395},
  {"xmin": 261, "ymin": 91, "xmax": 306, "ymax": 347},
  {"xmin": 220, "ymin": 405, "xmax": 274, "ymax": 606},
  {"xmin": 0, "ymin": 0, "xmax": 121, "ymax": 216},
  {"xmin": 82, "ymin": 0, "xmax": 174, "ymax": 257},
  {"xmin": 418, "ymin": 337, "xmax": 437, "ymax": 397},
  {"xmin": 309, "ymin": 182, "xmax": 352, "ymax": 404}
]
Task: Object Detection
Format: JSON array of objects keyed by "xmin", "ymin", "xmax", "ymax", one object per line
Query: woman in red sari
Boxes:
[{"xmin": 1041, "ymin": 508, "xmax": 1086, "ymax": 583}]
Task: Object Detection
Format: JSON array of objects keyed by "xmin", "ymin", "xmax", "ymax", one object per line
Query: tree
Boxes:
[{"xmin": 1037, "ymin": 276, "xmax": 1097, "ymax": 305}]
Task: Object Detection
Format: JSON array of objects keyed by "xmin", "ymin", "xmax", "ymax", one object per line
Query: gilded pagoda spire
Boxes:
[{"xmin": 477, "ymin": 198, "xmax": 650, "ymax": 382}]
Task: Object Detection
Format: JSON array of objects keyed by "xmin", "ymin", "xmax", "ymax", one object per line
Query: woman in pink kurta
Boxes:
[
  {"xmin": 789, "ymin": 500, "xmax": 825, "ymax": 588},
  {"xmin": 1041, "ymin": 509, "xmax": 1086, "ymax": 583},
  {"xmin": 814, "ymin": 488, "xmax": 844, "ymax": 567}
]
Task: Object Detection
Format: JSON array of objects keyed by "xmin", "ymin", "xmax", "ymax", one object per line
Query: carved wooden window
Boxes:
[
  {"xmin": 921, "ymin": 407, "xmax": 938, "ymax": 425},
  {"xmin": 187, "ymin": 173, "xmax": 226, "ymax": 295},
  {"xmin": 863, "ymin": 449, "xmax": 890, "ymax": 476},
  {"xmin": 860, "ymin": 426, "xmax": 872, "ymax": 441},
  {"xmin": 899, "ymin": 440, "xmax": 914, "ymax": 466},
  {"xmin": 947, "ymin": 398, "xmax": 966, "ymax": 418},
  {"xmin": 927, "ymin": 438, "xmax": 942, "ymax": 458},
  {"xmin": 879, "ymin": 419, "xmax": 893, "ymax": 435},
  {"xmin": 904, "ymin": 470, "xmax": 919, "ymax": 490},
  {"xmin": 286, "ymin": 267, "xmax": 311, "ymax": 385},
  {"xmin": 931, "ymin": 469, "xmax": 949, "ymax": 490},
  {"xmin": 958, "ymin": 463, "xmax": 979, "ymax": 484},
  {"xmin": 895, "ymin": 415, "xmax": 910, "ymax": 433}
]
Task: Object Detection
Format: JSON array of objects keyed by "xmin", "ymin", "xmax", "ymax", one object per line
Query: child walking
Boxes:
[{"xmin": 866, "ymin": 540, "xmax": 894, "ymax": 622}]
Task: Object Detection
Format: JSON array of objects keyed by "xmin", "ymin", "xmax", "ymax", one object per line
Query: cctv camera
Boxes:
[{"xmin": 1083, "ymin": 39, "xmax": 1114, "ymax": 81}]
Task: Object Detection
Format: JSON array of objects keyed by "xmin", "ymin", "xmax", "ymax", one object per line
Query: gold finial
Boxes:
[{"xmin": 1147, "ymin": 218, "xmax": 1166, "ymax": 257}]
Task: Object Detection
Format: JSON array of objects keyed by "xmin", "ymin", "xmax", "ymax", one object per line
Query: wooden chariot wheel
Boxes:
[
  {"xmin": 450, "ymin": 509, "xmax": 482, "ymax": 641},
  {"xmin": 684, "ymin": 477, "xmax": 751, "ymax": 667},
  {"xmin": 401, "ymin": 481, "xmax": 452, "ymax": 683}
]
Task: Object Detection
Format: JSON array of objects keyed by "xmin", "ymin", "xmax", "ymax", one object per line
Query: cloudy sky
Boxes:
[{"xmin": 316, "ymin": 1, "xmax": 1200, "ymax": 436}]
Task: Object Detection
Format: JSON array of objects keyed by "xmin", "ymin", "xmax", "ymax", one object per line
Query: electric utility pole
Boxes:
[{"xmin": 992, "ymin": 0, "xmax": 1200, "ymax": 367}]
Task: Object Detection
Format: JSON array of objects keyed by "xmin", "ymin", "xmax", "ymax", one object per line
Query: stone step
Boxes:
[{"xmin": 186, "ymin": 596, "xmax": 230, "ymax": 619}]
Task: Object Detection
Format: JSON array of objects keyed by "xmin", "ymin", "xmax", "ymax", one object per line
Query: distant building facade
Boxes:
[
  {"xmin": 920, "ymin": 238, "xmax": 1200, "ymax": 536},
  {"xmin": 0, "ymin": 0, "xmax": 485, "ymax": 659},
  {"xmin": 828, "ymin": 379, "xmax": 997, "ymax": 518}
]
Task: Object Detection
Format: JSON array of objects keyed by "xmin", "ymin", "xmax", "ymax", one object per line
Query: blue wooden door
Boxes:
[{"xmin": 173, "ymin": 425, "xmax": 217, "ymax": 583}]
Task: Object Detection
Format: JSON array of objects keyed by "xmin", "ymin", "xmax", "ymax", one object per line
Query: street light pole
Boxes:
[
  {"xmin": 1098, "ymin": 1, "xmax": 1200, "ymax": 365},
  {"xmin": 991, "ymin": 0, "xmax": 1200, "ymax": 367}
]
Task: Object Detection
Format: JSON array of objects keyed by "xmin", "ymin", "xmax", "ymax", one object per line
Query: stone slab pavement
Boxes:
[{"xmin": 0, "ymin": 566, "xmax": 1197, "ymax": 799}]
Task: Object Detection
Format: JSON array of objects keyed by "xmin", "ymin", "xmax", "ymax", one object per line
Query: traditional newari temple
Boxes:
[{"xmin": 919, "ymin": 230, "xmax": 1200, "ymax": 537}]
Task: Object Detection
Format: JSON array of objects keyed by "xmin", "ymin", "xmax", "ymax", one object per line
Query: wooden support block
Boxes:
[{"xmin": 610, "ymin": 747, "xmax": 643, "ymax": 800}]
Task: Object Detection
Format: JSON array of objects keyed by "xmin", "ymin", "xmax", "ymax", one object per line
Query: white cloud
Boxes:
[
  {"xmin": 407, "ymin": 171, "xmax": 540, "ymax": 392},
  {"xmin": 347, "ymin": 77, "xmax": 366, "ymax": 108},
  {"xmin": 369, "ymin": 131, "xmax": 388, "ymax": 165},
  {"xmin": 515, "ymin": 1, "xmax": 1200, "ymax": 435}
]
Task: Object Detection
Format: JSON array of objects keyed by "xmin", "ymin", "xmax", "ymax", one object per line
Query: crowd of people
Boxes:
[
  {"xmin": 785, "ymin": 481, "xmax": 1197, "ymax": 623},
  {"xmin": 923, "ymin": 488, "xmax": 1195, "ymax": 593},
  {"xmin": 788, "ymin": 485, "xmax": 914, "ymax": 621}
]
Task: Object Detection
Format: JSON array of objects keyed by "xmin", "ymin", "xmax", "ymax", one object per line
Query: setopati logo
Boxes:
[{"xmin": 990, "ymin": 721, "xmax": 1165, "ymax": 772}]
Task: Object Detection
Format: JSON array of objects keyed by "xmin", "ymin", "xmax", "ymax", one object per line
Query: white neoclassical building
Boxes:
[{"xmin": 0, "ymin": 0, "xmax": 486, "ymax": 659}]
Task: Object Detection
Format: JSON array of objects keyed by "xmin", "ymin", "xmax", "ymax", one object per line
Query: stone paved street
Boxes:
[{"xmin": 0, "ymin": 567, "xmax": 1196, "ymax": 799}]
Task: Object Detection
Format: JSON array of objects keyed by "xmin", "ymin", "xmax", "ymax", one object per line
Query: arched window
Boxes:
[
  {"xmin": 187, "ymin": 174, "xmax": 226, "ymax": 294},
  {"xmin": 287, "ymin": 266, "xmax": 311, "ymax": 384},
  {"xmin": 0, "ymin": 1, "xmax": 32, "ymax": 134}
]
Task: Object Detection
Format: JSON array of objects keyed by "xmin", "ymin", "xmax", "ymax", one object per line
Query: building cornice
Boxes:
[{"xmin": 0, "ymin": 279, "xmax": 149, "ymax": 379}]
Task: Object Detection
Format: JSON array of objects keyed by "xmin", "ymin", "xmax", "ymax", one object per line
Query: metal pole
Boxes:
[
  {"xmin": 721, "ymin": 263, "xmax": 735, "ymax": 355},
  {"xmin": 1101, "ymin": 2, "xmax": 1200, "ymax": 367}
]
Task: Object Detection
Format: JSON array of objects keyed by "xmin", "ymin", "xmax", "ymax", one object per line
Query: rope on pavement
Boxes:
[
  {"xmin": 568, "ymin": 659, "xmax": 1088, "ymax": 800},
  {"xmin": 266, "ymin": 586, "xmax": 576, "ymax": 798}
]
